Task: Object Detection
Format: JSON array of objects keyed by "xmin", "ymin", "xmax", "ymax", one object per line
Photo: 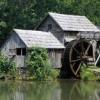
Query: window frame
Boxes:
[
  {"xmin": 16, "ymin": 48, "xmax": 26, "ymax": 56},
  {"xmin": 47, "ymin": 24, "xmax": 52, "ymax": 31}
]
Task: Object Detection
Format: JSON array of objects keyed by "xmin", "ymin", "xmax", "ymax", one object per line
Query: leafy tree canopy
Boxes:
[{"xmin": 0, "ymin": 0, "xmax": 100, "ymax": 42}]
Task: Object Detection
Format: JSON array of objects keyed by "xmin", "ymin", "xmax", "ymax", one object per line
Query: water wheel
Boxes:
[{"xmin": 61, "ymin": 39, "xmax": 93, "ymax": 78}]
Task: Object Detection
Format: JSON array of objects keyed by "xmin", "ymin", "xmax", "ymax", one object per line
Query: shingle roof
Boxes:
[
  {"xmin": 48, "ymin": 12, "xmax": 99, "ymax": 32},
  {"xmin": 14, "ymin": 29, "xmax": 64, "ymax": 49}
]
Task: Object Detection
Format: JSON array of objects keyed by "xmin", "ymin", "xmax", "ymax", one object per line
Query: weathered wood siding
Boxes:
[
  {"xmin": 37, "ymin": 16, "xmax": 78, "ymax": 44},
  {"xmin": 16, "ymin": 56, "xmax": 26, "ymax": 68},
  {"xmin": 1, "ymin": 32, "xmax": 26, "ymax": 55},
  {"xmin": 37, "ymin": 16, "xmax": 62, "ymax": 32},
  {"xmin": 54, "ymin": 31, "xmax": 78, "ymax": 43},
  {"xmin": 1, "ymin": 32, "xmax": 26, "ymax": 68},
  {"xmin": 64, "ymin": 31, "xmax": 78, "ymax": 38},
  {"xmin": 48, "ymin": 49, "xmax": 64, "ymax": 68},
  {"xmin": 37, "ymin": 16, "xmax": 65, "ymax": 43}
]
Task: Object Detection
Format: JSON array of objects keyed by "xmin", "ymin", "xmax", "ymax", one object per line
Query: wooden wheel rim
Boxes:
[{"xmin": 69, "ymin": 40, "xmax": 93, "ymax": 76}]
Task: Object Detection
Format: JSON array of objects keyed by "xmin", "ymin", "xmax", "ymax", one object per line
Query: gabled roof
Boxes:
[
  {"xmin": 14, "ymin": 29, "xmax": 64, "ymax": 49},
  {"xmin": 49, "ymin": 12, "xmax": 100, "ymax": 32},
  {"xmin": 37, "ymin": 12, "xmax": 99, "ymax": 32}
]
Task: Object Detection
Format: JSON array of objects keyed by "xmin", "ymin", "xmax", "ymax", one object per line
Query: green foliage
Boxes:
[
  {"xmin": 0, "ymin": 0, "xmax": 100, "ymax": 41},
  {"xmin": 0, "ymin": 0, "xmax": 100, "ymax": 58},
  {"xmin": 27, "ymin": 47, "xmax": 58, "ymax": 80},
  {"xmin": 0, "ymin": 0, "xmax": 37, "ymax": 43},
  {"xmin": 80, "ymin": 65, "xmax": 96, "ymax": 81},
  {"xmin": 0, "ymin": 54, "xmax": 16, "ymax": 77}
]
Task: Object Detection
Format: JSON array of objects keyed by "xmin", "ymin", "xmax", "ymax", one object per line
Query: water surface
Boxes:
[{"xmin": 0, "ymin": 80, "xmax": 100, "ymax": 100}]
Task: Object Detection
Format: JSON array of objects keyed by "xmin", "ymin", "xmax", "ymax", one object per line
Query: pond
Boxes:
[{"xmin": 0, "ymin": 80, "xmax": 100, "ymax": 100}]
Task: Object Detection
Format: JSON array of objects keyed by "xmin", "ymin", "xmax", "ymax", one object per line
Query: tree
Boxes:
[
  {"xmin": 27, "ymin": 47, "xmax": 58, "ymax": 80},
  {"xmin": 0, "ymin": 54, "xmax": 16, "ymax": 77},
  {"xmin": 0, "ymin": 0, "xmax": 37, "ymax": 45},
  {"xmin": 0, "ymin": 0, "xmax": 100, "ymax": 45}
]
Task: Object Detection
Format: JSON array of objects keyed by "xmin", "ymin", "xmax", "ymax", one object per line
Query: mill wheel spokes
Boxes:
[
  {"xmin": 70, "ymin": 40, "xmax": 93, "ymax": 76},
  {"xmin": 61, "ymin": 39, "xmax": 93, "ymax": 78}
]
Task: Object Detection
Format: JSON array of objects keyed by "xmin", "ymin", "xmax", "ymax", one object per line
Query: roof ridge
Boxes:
[
  {"xmin": 48, "ymin": 12, "xmax": 85, "ymax": 17},
  {"xmin": 14, "ymin": 29, "xmax": 52, "ymax": 33}
]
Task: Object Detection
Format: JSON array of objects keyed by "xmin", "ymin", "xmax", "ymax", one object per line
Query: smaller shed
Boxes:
[{"xmin": 1, "ymin": 29, "xmax": 64, "ymax": 69}]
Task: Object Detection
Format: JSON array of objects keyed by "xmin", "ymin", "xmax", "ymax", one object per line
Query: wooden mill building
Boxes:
[
  {"xmin": 1, "ymin": 12, "xmax": 100, "ymax": 71},
  {"xmin": 36, "ymin": 12, "xmax": 99, "ymax": 45},
  {"xmin": 1, "ymin": 29, "xmax": 64, "ymax": 69}
]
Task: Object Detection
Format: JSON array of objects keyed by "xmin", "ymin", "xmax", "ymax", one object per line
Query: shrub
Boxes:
[
  {"xmin": 0, "ymin": 54, "xmax": 16, "ymax": 77},
  {"xmin": 80, "ymin": 64, "xmax": 96, "ymax": 81},
  {"xmin": 27, "ymin": 47, "xmax": 59, "ymax": 80}
]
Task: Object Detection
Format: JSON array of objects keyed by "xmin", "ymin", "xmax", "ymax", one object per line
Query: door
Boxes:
[
  {"xmin": 16, "ymin": 56, "xmax": 26, "ymax": 68},
  {"xmin": 16, "ymin": 48, "xmax": 26, "ymax": 68}
]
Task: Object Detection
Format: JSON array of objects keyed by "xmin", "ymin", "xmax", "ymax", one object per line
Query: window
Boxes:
[
  {"xmin": 47, "ymin": 24, "xmax": 52, "ymax": 31},
  {"xmin": 16, "ymin": 48, "xmax": 21, "ymax": 55},
  {"xmin": 22, "ymin": 48, "xmax": 26, "ymax": 55},
  {"xmin": 16, "ymin": 48, "xmax": 26, "ymax": 56}
]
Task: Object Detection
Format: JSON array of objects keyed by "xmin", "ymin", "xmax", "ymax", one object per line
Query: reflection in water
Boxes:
[
  {"xmin": 0, "ymin": 81, "xmax": 60, "ymax": 100},
  {"xmin": 60, "ymin": 80, "xmax": 100, "ymax": 100},
  {"xmin": 0, "ymin": 80, "xmax": 100, "ymax": 100}
]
